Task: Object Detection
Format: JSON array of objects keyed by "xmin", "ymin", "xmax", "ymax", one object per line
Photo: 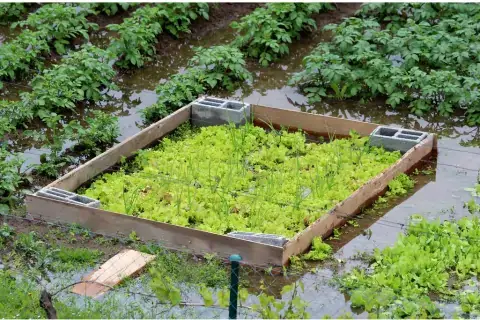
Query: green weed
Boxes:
[{"xmin": 54, "ymin": 247, "xmax": 103, "ymax": 272}]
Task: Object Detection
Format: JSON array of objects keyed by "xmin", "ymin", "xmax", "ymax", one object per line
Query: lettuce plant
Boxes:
[
  {"xmin": 84, "ymin": 125, "xmax": 401, "ymax": 238},
  {"xmin": 341, "ymin": 214, "xmax": 480, "ymax": 318}
]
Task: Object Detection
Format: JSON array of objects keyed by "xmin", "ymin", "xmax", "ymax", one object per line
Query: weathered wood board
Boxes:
[
  {"xmin": 26, "ymin": 100, "xmax": 436, "ymax": 266},
  {"xmin": 253, "ymin": 105, "xmax": 379, "ymax": 137},
  {"xmin": 72, "ymin": 249, "xmax": 155, "ymax": 298},
  {"xmin": 282, "ymin": 134, "xmax": 435, "ymax": 264},
  {"xmin": 25, "ymin": 195, "xmax": 284, "ymax": 266},
  {"xmin": 47, "ymin": 105, "xmax": 191, "ymax": 192}
]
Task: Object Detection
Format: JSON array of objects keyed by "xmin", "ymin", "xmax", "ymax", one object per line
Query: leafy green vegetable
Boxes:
[
  {"xmin": 340, "ymin": 213, "xmax": 480, "ymax": 318},
  {"xmin": 143, "ymin": 45, "xmax": 251, "ymax": 123},
  {"xmin": 231, "ymin": 3, "xmax": 334, "ymax": 66},
  {"xmin": 84, "ymin": 125, "xmax": 401, "ymax": 238},
  {"xmin": 21, "ymin": 44, "xmax": 117, "ymax": 113},
  {"xmin": 303, "ymin": 237, "xmax": 332, "ymax": 261},
  {"xmin": 290, "ymin": 3, "xmax": 480, "ymax": 125},
  {"xmin": 0, "ymin": 3, "xmax": 28, "ymax": 22},
  {"xmin": 108, "ymin": 4, "xmax": 209, "ymax": 68},
  {"xmin": 14, "ymin": 4, "xmax": 98, "ymax": 54}
]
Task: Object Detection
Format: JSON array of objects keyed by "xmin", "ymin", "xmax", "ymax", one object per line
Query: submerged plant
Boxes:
[
  {"xmin": 340, "ymin": 213, "xmax": 480, "ymax": 318},
  {"xmin": 303, "ymin": 237, "xmax": 332, "ymax": 261}
]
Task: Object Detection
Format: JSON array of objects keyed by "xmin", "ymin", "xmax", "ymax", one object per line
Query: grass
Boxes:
[{"xmin": 84, "ymin": 123, "xmax": 403, "ymax": 238}]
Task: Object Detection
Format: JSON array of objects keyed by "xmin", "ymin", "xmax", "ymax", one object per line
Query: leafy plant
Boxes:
[
  {"xmin": 54, "ymin": 247, "xmax": 103, "ymax": 271},
  {"xmin": 86, "ymin": 3, "xmax": 137, "ymax": 16},
  {"xmin": 0, "ymin": 30, "xmax": 50, "ymax": 88},
  {"xmin": 0, "ymin": 3, "xmax": 28, "ymax": 22},
  {"xmin": 189, "ymin": 45, "xmax": 252, "ymax": 91},
  {"xmin": 107, "ymin": 3, "xmax": 209, "ymax": 68},
  {"xmin": 0, "ymin": 148, "xmax": 29, "ymax": 208},
  {"xmin": 0, "ymin": 223, "xmax": 15, "ymax": 247},
  {"xmin": 231, "ymin": 3, "xmax": 334, "ymax": 66},
  {"xmin": 386, "ymin": 173, "xmax": 415, "ymax": 197},
  {"xmin": 156, "ymin": 3, "xmax": 209, "ymax": 38},
  {"xmin": 290, "ymin": 4, "xmax": 480, "ymax": 125},
  {"xmin": 107, "ymin": 5, "xmax": 163, "ymax": 68},
  {"xmin": 303, "ymin": 237, "xmax": 332, "ymax": 261},
  {"xmin": 32, "ymin": 112, "xmax": 73, "ymax": 178},
  {"xmin": 84, "ymin": 125, "xmax": 401, "ymax": 238},
  {"xmin": 21, "ymin": 45, "xmax": 117, "ymax": 113},
  {"xmin": 340, "ymin": 213, "xmax": 480, "ymax": 318},
  {"xmin": 0, "ymin": 100, "xmax": 34, "ymax": 137},
  {"xmin": 64, "ymin": 111, "xmax": 120, "ymax": 155},
  {"xmin": 143, "ymin": 45, "xmax": 251, "ymax": 123},
  {"xmin": 14, "ymin": 4, "xmax": 98, "ymax": 54}
]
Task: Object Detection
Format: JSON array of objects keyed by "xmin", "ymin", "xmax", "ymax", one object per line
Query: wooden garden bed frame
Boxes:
[{"xmin": 26, "ymin": 100, "xmax": 436, "ymax": 266}]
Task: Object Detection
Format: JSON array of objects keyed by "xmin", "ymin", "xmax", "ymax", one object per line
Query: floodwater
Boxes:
[{"xmin": 2, "ymin": 4, "xmax": 480, "ymax": 318}]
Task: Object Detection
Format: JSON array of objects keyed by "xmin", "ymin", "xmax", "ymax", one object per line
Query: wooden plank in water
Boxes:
[{"xmin": 71, "ymin": 249, "xmax": 155, "ymax": 298}]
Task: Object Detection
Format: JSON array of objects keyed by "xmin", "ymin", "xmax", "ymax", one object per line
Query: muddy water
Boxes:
[{"xmin": 2, "ymin": 4, "xmax": 480, "ymax": 317}]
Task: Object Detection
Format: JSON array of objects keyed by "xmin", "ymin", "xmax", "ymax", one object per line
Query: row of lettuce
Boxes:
[{"xmin": 1, "ymin": 3, "xmax": 333, "ymax": 209}]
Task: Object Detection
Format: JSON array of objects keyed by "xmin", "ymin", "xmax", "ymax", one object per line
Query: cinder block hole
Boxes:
[
  {"xmin": 199, "ymin": 101, "xmax": 222, "ymax": 107},
  {"xmin": 49, "ymin": 188, "xmax": 72, "ymax": 196},
  {"xmin": 397, "ymin": 134, "xmax": 419, "ymax": 140},
  {"xmin": 204, "ymin": 97, "xmax": 225, "ymax": 104},
  {"xmin": 47, "ymin": 189, "xmax": 70, "ymax": 198},
  {"xmin": 70, "ymin": 195, "xmax": 94, "ymax": 204},
  {"xmin": 401, "ymin": 130, "xmax": 423, "ymax": 136},
  {"xmin": 223, "ymin": 102, "xmax": 244, "ymax": 110},
  {"xmin": 378, "ymin": 127, "xmax": 398, "ymax": 137}
]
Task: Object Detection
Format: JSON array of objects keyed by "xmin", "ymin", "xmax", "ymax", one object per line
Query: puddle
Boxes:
[{"xmin": 2, "ymin": 4, "xmax": 480, "ymax": 317}]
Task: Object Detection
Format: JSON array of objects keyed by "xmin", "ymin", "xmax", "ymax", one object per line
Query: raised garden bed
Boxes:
[{"xmin": 26, "ymin": 97, "xmax": 436, "ymax": 266}]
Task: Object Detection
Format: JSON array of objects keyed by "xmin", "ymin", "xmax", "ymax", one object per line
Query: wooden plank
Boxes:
[
  {"xmin": 252, "ymin": 104, "xmax": 380, "ymax": 137},
  {"xmin": 47, "ymin": 105, "xmax": 192, "ymax": 191},
  {"xmin": 282, "ymin": 134, "xmax": 435, "ymax": 264},
  {"xmin": 72, "ymin": 249, "xmax": 155, "ymax": 298},
  {"xmin": 25, "ymin": 195, "xmax": 284, "ymax": 266}
]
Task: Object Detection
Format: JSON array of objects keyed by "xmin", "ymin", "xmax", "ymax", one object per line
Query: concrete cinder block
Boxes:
[
  {"xmin": 227, "ymin": 231, "xmax": 288, "ymax": 247},
  {"xmin": 35, "ymin": 187, "xmax": 100, "ymax": 208},
  {"xmin": 369, "ymin": 126, "xmax": 428, "ymax": 153},
  {"xmin": 192, "ymin": 97, "xmax": 250, "ymax": 127}
]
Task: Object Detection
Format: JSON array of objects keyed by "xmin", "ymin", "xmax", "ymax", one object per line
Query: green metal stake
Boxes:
[{"xmin": 228, "ymin": 254, "xmax": 242, "ymax": 319}]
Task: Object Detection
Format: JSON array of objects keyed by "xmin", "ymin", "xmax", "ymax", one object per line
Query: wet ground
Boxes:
[{"xmin": 2, "ymin": 3, "xmax": 480, "ymax": 318}]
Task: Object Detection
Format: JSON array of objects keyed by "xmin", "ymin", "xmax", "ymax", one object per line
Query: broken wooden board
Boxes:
[{"xmin": 72, "ymin": 249, "xmax": 155, "ymax": 298}]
